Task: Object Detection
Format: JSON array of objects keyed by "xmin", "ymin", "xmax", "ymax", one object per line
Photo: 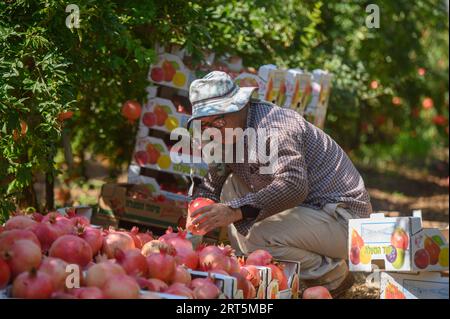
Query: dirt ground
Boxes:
[{"xmin": 56, "ymin": 158, "xmax": 449, "ymax": 299}]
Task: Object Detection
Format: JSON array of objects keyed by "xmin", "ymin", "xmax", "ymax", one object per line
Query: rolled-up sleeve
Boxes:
[
  {"xmin": 192, "ymin": 164, "xmax": 229, "ymax": 203},
  {"xmin": 224, "ymin": 129, "xmax": 308, "ymax": 226}
]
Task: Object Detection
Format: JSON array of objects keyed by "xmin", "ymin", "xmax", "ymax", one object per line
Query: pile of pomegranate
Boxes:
[
  {"xmin": 0, "ymin": 211, "xmax": 274, "ymax": 299},
  {"xmin": 1, "ymin": 210, "xmax": 332, "ymax": 299}
]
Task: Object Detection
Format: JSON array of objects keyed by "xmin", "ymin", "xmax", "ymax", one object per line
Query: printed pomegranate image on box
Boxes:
[
  {"xmin": 348, "ymin": 212, "xmax": 449, "ymax": 272},
  {"xmin": 148, "ymin": 53, "xmax": 192, "ymax": 91}
]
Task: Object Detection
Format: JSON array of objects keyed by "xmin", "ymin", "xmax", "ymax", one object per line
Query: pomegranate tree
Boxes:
[{"xmin": 49, "ymin": 235, "xmax": 93, "ymax": 267}]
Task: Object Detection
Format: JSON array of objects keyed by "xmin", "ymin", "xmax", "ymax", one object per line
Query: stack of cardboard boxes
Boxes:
[{"xmin": 348, "ymin": 211, "xmax": 449, "ymax": 299}]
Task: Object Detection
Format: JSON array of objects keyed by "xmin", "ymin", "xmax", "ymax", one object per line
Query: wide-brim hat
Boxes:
[{"xmin": 187, "ymin": 71, "xmax": 258, "ymax": 128}]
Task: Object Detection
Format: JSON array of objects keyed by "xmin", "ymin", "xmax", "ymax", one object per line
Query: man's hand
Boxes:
[{"xmin": 188, "ymin": 203, "xmax": 242, "ymax": 234}]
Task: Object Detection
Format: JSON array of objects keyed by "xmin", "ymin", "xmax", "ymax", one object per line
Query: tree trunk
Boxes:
[{"xmin": 45, "ymin": 172, "xmax": 54, "ymax": 211}]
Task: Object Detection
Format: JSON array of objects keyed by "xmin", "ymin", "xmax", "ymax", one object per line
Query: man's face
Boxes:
[{"xmin": 200, "ymin": 111, "xmax": 244, "ymax": 145}]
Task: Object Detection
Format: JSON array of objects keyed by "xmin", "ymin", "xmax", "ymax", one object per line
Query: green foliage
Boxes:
[{"xmin": 0, "ymin": 0, "xmax": 448, "ymax": 222}]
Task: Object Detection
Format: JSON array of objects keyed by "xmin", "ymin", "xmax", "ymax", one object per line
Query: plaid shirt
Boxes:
[{"xmin": 192, "ymin": 99, "xmax": 372, "ymax": 236}]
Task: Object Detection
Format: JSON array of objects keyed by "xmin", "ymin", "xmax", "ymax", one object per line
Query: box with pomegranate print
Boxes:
[
  {"xmin": 265, "ymin": 259, "xmax": 301, "ymax": 299},
  {"xmin": 148, "ymin": 53, "xmax": 192, "ymax": 91},
  {"xmin": 131, "ymin": 136, "xmax": 208, "ymax": 178},
  {"xmin": 237, "ymin": 253, "xmax": 300, "ymax": 299},
  {"xmin": 99, "ymin": 183, "xmax": 187, "ymax": 230},
  {"xmin": 188, "ymin": 270, "xmax": 241, "ymax": 299},
  {"xmin": 303, "ymin": 70, "xmax": 332, "ymax": 129},
  {"xmin": 348, "ymin": 212, "xmax": 449, "ymax": 272},
  {"xmin": 284, "ymin": 69, "xmax": 313, "ymax": 114},
  {"xmin": 137, "ymin": 97, "xmax": 191, "ymax": 138},
  {"xmin": 380, "ymin": 272, "xmax": 449, "ymax": 299},
  {"xmin": 260, "ymin": 69, "xmax": 287, "ymax": 106}
]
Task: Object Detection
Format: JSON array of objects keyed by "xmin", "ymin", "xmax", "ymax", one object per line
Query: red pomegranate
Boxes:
[
  {"xmin": 146, "ymin": 250, "xmax": 176, "ymax": 283},
  {"xmin": 190, "ymin": 277, "xmax": 221, "ymax": 299},
  {"xmin": 49, "ymin": 235, "xmax": 93, "ymax": 267},
  {"xmin": 0, "ymin": 258, "xmax": 11, "ymax": 289},
  {"xmin": 171, "ymin": 265, "xmax": 192, "ymax": 285},
  {"xmin": 71, "ymin": 287, "xmax": 104, "ymax": 299},
  {"xmin": 42, "ymin": 212, "xmax": 74, "ymax": 236},
  {"xmin": 240, "ymin": 265, "xmax": 261, "ymax": 287},
  {"xmin": 39, "ymin": 257, "xmax": 69, "ymax": 291},
  {"xmin": 0, "ymin": 229, "xmax": 41, "ymax": 254},
  {"xmin": 165, "ymin": 283, "xmax": 195, "ymax": 298},
  {"xmin": 128, "ymin": 227, "xmax": 143, "ymax": 249},
  {"xmin": 102, "ymin": 231, "xmax": 135, "ymax": 258},
  {"xmin": 27, "ymin": 222, "xmax": 59, "ymax": 253},
  {"xmin": 5, "ymin": 215, "xmax": 37, "ymax": 230},
  {"xmin": 141, "ymin": 240, "xmax": 175, "ymax": 257},
  {"xmin": 232, "ymin": 272, "xmax": 256, "ymax": 299},
  {"xmin": 302, "ymin": 286, "xmax": 333, "ymax": 299},
  {"xmin": 137, "ymin": 277, "xmax": 168, "ymax": 292},
  {"xmin": 198, "ymin": 245, "xmax": 231, "ymax": 272},
  {"xmin": 267, "ymin": 264, "xmax": 288, "ymax": 290},
  {"xmin": 115, "ymin": 248, "xmax": 148, "ymax": 277},
  {"xmin": 187, "ymin": 198, "xmax": 215, "ymax": 235},
  {"xmin": 74, "ymin": 225, "xmax": 103, "ymax": 256},
  {"xmin": 122, "ymin": 100, "xmax": 142, "ymax": 122},
  {"xmin": 12, "ymin": 269, "xmax": 54, "ymax": 299},
  {"xmin": 136, "ymin": 230, "xmax": 153, "ymax": 246},
  {"xmin": 85, "ymin": 261, "xmax": 125, "ymax": 288},
  {"xmin": 102, "ymin": 274, "xmax": 140, "ymax": 299},
  {"xmin": 246, "ymin": 249, "xmax": 273, "ymax": 266},
  {"xmin": 2, "ymin": 239, "xmax": 42, "ymax": 277}
]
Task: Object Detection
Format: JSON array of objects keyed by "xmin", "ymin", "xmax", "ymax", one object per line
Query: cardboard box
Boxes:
[
  {"xmin": 189, "ymin": 270, "xmax": 241, "ymax": 299},
  {"xmin": 261, "ymin": 69, "xmax": 287, "ymax": 106},
  {"xmin": 236, "ymin": 256, "xmax": 300, "ymax": 299},
  {"xmin": 131, "ymin": 136, "xmax": 208, "ymax": 178},
  {"xmin": 284, "ymin": 69, "xmax": 312, "ymax": 115},
  {"xmin": 148, "ymin": 53, "xmax": 192, "ymax": 91},
  {"xmin": 137, "ymin": 97, "xmax": 191, "ymax": 138},
  {"xmin": 349, "ymin": 212, "xmax": 449, "ymax": 272},
  {"xmin": 304, "ymin": 70, "xmax": 332, "ymax": 129},
  {"xmin": 99, "ymin": 183, "xmax": 186, "ymax": 230},
  {"xmin": 265, "ymin": 260, "xmax": 301, "ymax": 299},
  {"xmin": 380, "ymin": 272, "xmax": 449, "ymax": 299}
]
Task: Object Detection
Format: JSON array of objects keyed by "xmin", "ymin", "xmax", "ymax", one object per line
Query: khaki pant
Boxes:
[{"xmin": 220, "ymin": 174, "xmax": 355, "ymax": 290}]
